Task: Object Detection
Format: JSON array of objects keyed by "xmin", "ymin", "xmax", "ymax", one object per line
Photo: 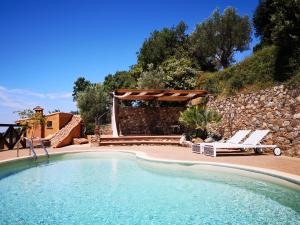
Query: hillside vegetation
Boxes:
[{"xmin": 197, "ymin": 45, "xmax": 278, "ymax": 96}]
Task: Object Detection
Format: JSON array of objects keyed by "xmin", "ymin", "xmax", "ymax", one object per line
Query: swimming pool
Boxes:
[{"xmin": 0, "ymin": 152, "xmax": 299, "ymax": 224}]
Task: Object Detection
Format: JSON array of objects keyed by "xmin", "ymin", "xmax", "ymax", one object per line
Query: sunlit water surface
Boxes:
[{"xmin": 0, "ymin": 152, "xmax": 299, "ymax": 225}]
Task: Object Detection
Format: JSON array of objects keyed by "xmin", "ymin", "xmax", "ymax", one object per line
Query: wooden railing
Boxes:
[{"xmin": 0, "ymin": 124, "xmax": 26, "ymax": 150}]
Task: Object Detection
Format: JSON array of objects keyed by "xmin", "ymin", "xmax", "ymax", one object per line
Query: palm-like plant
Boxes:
[{"xmin": 179, "ymin": 105, "xmax": 221, "ymax": 138}]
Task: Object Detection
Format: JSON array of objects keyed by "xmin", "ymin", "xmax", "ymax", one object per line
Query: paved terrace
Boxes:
[{"xmin": 0, "ymin": 144, "xmax": 300, "ymax": 177}]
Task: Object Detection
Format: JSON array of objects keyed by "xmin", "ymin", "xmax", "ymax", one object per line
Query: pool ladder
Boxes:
[{"xmin": 24, "ymin": 138, "xmax": 49, "ymax": 160}]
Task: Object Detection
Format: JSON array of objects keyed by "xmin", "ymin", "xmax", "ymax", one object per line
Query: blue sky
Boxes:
[{"xmin": 0, "ymin": 0, "xmax": 259, "ymax": 123}]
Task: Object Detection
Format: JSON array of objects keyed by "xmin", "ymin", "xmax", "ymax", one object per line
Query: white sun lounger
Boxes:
[
  {"xmin": 192, "ymin": 130, "xmax": 251, "ymax": 154},
  {"xmin": 202, "ymin": 130, "xmax": 281, "ymax": 157}
]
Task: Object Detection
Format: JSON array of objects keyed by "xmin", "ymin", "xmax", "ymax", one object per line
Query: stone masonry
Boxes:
[
  {"xmin": 207, "ymin": 85, "xmax": 300, "ymax": 156},
  {"xmin": 118, "ymin": 107, "xmax": 185, "ymax": 135}
]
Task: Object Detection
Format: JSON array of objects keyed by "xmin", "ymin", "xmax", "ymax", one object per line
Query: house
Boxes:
[{"xmin": 16, "ymin": 106, "xmax": 75, "ymax": 139}]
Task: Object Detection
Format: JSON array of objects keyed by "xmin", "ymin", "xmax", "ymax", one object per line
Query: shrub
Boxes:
[{"xmin": 179, "ymin": 105, "xmax": 221, "ymax": 139}]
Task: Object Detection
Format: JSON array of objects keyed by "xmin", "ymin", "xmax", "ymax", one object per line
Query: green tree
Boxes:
[
  {"xmin": 137, "ymin": 57, "xmax": 200, "ymax": 90},
  {"xmin": 137, "ymin": 21, "xmax": 188, "ymax": 69},
  {"xmin": 253, "ymin": 0, "xmax": 300, "ymax": 48},
  {"xmin": 77, "ymin": 84, "xmax": 109, "ymax": 134},
  {"xmin": 14, "ymin": 109, "xmax": 35, "ymax": 119},
  {"xmin": 253, "ymin": 0, "xmax": 300, "ymax": 81},
  {"xmin": 189, "ymin": 7, "xmax": 251, "ymax": 69},
  {"xmin": 179, "ymin": 105, "xmax": 221, "ymax": 138},
  {"xmin": 159, "ymin": 57, "xmax": 200, "ymax": 90},
  {"xmin": 128, "ymin": 63, "xmax": 143, "ymax": 80},
  {"xmin": 103, "ymin": 71, "xmax": 137, "ymax": 93},
  {"xmin": 72, "ymin": 77, "xmax": 92, "ymax": 101},
  {"xmin": 137, "ymin": 64, "xmax": 166, "ymax": 89},
  {"xmin": 253, "ymin": 0, "xmax": 274, "ymax": 47}
]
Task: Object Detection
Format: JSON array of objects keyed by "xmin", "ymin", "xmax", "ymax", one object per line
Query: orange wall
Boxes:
[
  {"xmin": 44, "ymin": 112, "xmax": 73, "ymax": 137},
  {"xmin": 18, "ymin": 112, "xmax": 74, "ymax": 139},
  {"xmin": 24, "ymin": 121, "xmax": 43, "ymax": 138},
  {"xmin": 44, "ymin": 114, "xmax": 60, "ymax": 137},
  {"xmin": 58, "ymin": 113, "xmax": 73, "ymax": 129}
]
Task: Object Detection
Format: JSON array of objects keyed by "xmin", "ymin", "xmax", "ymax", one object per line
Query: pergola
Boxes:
[
  {"xmin": 111, "ymin": 89, "xmax": 208, "ymax": 137},
  {"xmin": 114, "ymin": 89, "xmax": 207, "ymax": 102}
]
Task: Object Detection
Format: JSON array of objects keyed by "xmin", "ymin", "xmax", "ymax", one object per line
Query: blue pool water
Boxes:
[{"xmin": 0, "ymin": 152, "xmax": 300, "ymax": 225}]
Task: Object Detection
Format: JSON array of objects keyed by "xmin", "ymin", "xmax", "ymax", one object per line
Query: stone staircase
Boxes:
[
  {"xmin": 98, "ymin": 135, "xmax": 181, "ymax": 146},
  {"xmin": 50, "ymin": 115, "xmax": 82, "ymax": 148}
]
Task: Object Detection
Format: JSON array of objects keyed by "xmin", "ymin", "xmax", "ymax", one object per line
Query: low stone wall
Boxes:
[
  {"xmin": 118, "ymin": 107, "xmax": 185, "ymax": 135},
  {"xmin": 100, "ymin": 124, "xmax": 112, "ymax": 135},
  {"xmin": 207, "ymin": 85, "xmax": 300, "ymax": 156}
]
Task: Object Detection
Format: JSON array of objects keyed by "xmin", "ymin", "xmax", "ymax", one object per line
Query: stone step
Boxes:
[
  {"xmin": 99, "ymin": 140, "xmax": 180, "ymax": 146},
  {"xmin": 100, "ymin": 135, "xmax": 181, "ymax": 142}
]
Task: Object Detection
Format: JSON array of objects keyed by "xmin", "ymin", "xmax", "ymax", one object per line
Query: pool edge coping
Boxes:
[{"xmin": 1, "ymin": 149, "xmax": 300, "ymax": 185}]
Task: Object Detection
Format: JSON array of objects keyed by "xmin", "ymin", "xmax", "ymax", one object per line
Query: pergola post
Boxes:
[{"xmin": 111, "ymin": 93, "xmax": 119, "ymax": 137}]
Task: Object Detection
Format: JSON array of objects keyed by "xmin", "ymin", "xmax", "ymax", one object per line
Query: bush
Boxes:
[
  {"xmin": 179, "ymin": 105, "xmax": 221, "ymax": 139},
  {"xmin": 285, "ymin": 69, "xmax": 300, "ymax": 88}
]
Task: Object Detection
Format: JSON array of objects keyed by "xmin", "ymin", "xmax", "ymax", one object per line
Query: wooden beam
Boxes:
[
  {"xmin": 114, "ymin": 95, "xmax": 156, "ymax": 100},
  {"xmin": 115, "ymin": 89, "xmax": 207, "ymax": 95},
  {"xmin": 113, "ymin": 89, "xmax": 208, "ymax": 101},
  {"xmin": 157, "ymin": 96, "xmax": 192, "ymax": 102}
]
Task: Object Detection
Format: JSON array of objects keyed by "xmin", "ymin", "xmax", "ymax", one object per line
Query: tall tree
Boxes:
[
  {"xmin": 253, "ymin": 0, "xmax": 300, "ymax": 80},
  {"xmin": 103, "ymin": 71, "xmax": 137, "ymax": 93},
  {"xmin": 159, "ymin": 57, "xmax": 200, "ymax": 90},
  {"xmin": 189, "ymin": 7, "xmax": 251, "ymax": 69},
  {"xmin": 253, "ymin": 0, "xmax": 300, "ymax": 48},
  {"xmin": 137, "ymin": 21, "xmax": 188, "ymax": 69},
  {"xmin": 137, "ymin": 57, "xmax": 200, "ymax": 90},
  {"xmin": 77, "ymin": 84, "xmax": 109, "ymax": 134},
  {"xmin": 72, "ymin": 77, "xmax": 92, "ymax": 101},
  {"xmin": 137, "ymin": 64, "xmax": 166, "ymax": 89}
]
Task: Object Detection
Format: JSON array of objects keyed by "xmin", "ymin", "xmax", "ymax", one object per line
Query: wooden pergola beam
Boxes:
[{"xmin": 114, "ymin": 89, "xmax": 207, "ymax": 102}]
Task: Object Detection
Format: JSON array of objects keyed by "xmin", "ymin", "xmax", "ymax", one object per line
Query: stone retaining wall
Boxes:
[
  {"xmin": 118, "ymin": 107, "xmax": 185, "ymax": 135},
  {"xmin": 207, "ymin": 85, "xmax": 300, "ymax": 156},
  {"xmin": 100, "ymin": 124, "xmax": 112, "ymax": 135}
]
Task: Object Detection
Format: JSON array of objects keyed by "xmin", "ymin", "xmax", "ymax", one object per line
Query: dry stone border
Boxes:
[{"xmin": 207, "ymin": 85, "xmax": 300, "ymax": 157}]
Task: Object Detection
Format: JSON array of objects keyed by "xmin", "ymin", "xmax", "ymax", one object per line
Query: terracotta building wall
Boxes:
[
  {"xmin": 25, "ymin": 122, "xmax": 43, "ymax": 138},
  {"xmin": 17, "ymin": 112, "xmax": 74, "ymax": 139},
  {"xmin": 18, "ymin": 119, "xmax": 43, "ymax": 139},
  {"xmin": 118, "ymin": 107, "xmax": 185, "ymax": 135},
  {"xmin": 44, "ymin": 112, "xmax": 73, "ymax": 137},
  {"xmin": 58, "ymin": 113, "xmax": 73, "ymax": 128},
  {"xmin": 45, "ymin": 114, "xmax": 60, "ymax": 137}
]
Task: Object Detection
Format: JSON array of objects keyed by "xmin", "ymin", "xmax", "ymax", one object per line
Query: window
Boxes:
[{"xmin": 47, "ymin": 121, "xmax": 53, "ymax": 128}]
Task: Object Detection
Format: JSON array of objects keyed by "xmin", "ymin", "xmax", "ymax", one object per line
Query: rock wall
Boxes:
[
  {"xmin": 118, "ymin": 107, "xmax": 185, "ymax": 135},
  {"xmin": 207, "ymin": 85, "xmax": 300, "ymax": 156},
  {"xmin": 99, "ymin": 124, "xmax": 112, "ymax": 135}
]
